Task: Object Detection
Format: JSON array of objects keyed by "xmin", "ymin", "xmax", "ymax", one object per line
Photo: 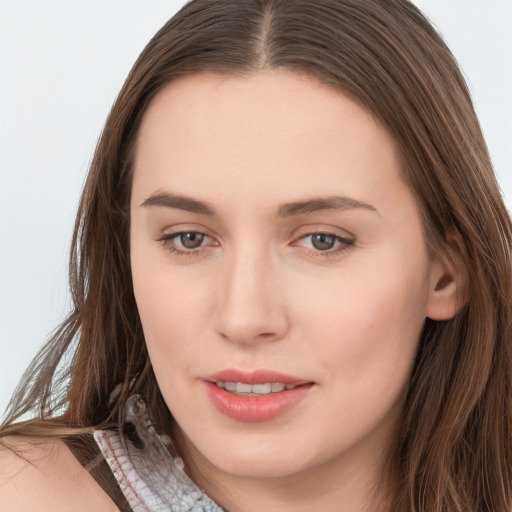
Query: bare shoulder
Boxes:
[{"xmin": 0, "ymin": 435, "xmax": 119, "ymax": 512}]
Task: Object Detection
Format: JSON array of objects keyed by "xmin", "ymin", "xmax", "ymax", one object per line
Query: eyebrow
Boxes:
[
  {"xmin": 140, "ymin": 192, "xmax": 216, "ymax": 215},
  {"xmin": 140, "ymin": 192, "xmax": 378, "ymax": 217},
  {"xmin": 277, "ymin": 196, "xmax": 378, "ymax": 217}
]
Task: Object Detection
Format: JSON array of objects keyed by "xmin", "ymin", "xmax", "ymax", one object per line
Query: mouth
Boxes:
[
  {"xmin": 203, "ymin": 370, "xmax": 314, "ymax": 422},
  {"xmin": 213, "ymin": 381, "xmax": 300, "ymax": 396}
]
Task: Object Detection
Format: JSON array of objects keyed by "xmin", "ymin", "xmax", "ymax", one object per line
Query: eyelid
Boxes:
[
  {"xmin": 290, "ymin": 225, "xmax": 356, "ymax": 257},
  {"xmin": 291, "ymin": 224, "xmax": 354, "ymax": 242},
  {"xmin": 155, "ymin": 226, "xmax": 219, "ymax": 255},
  {"xmin": 295, "ymin": 232, "xmax": 353, "ymax": 248},
  {"xmin": 156, "ymin": 223, "xmax": 217, "ymax": 241},
  {"xmin": 154, "ymin": 224, "xmax": 355, "ymax": 258}
]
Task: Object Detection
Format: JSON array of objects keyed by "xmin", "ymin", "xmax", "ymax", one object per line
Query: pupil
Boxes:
[
  {"xmin": 180, "ymin": 232, "xmax": 204, "ymax": 249},
  {"xmin": 312, "ymin": 234, "xmax": 335, "ymax": 251}
]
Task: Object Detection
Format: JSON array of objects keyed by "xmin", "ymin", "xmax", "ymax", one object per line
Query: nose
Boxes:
[{"xmin": 213, "ymin": 249, "xmax": 290, "ymax": 345}]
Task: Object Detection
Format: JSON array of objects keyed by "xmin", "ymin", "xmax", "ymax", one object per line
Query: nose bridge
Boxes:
[{"xmin": 214, "ymin": 242, "xmax": 288, "ymax": 344}]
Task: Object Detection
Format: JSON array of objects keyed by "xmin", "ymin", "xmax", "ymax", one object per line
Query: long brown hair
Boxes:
[{"xmin": 2, "ymin": 1, "xmax": 511, "ymax": 510}]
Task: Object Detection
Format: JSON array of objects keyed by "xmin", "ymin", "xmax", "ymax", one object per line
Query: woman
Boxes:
[{"xmin": 1, "ymin": 0, "xmax": 511, "ymax": 511}]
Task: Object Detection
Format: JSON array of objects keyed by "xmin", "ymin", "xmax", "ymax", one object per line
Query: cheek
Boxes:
[
  {"xmin": 131, "ymin": 250, "xmax": 215, "ymax": 363},
  {"xmin": 132, "ymin": 271, "xmax": 214, "ymax": 417},
  {"xmin": 294, "ymin": 252, "xmax": 430, "ymax": 394}
]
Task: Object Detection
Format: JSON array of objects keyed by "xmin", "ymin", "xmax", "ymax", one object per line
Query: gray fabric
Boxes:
[{"xmin": 94, "ymin": 395, "xmax": 224, "ymax": 512}]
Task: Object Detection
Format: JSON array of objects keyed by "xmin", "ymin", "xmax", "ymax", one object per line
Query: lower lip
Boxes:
[{"xmin": 205, "ymin": 382, "xmax": 313, "ymax": 422}]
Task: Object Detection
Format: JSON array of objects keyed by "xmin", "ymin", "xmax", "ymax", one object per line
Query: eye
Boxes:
[
  {"xmin": 157, "ymin": 230, "xmax": 215, "ymax": 255},
  {"xmin": 309, "ymin": 233, "xmax": 338, "ymax": 251},
  {"xmin": 295, "ymin": 232, "xmax": 354, "ymax": 255},
  {"xmin": 177, "ymin": 231, "xmax": 206, "ymax": 249}
]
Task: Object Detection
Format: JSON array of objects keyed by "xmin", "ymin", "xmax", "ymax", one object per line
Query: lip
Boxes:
[
  {"xmin": 204, "ymin": 369, "xmax": 311, "ymax": 386},
  {"xmin": 203, "ymin": 369, "xmax": 314, "ymax": 423}
]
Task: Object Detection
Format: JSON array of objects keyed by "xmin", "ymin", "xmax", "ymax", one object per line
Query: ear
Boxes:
[{"xmin": 426, "ymin": 231, "xmax": 468, "ymax": 321}]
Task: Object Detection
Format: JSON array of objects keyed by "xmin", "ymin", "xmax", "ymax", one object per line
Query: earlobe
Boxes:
[{"xmin": 426, "ymin": 232, "xmax": 468, "ymax": 321}]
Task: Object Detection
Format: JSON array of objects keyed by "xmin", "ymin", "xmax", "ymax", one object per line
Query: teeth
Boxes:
[
  {"xmin": 215, "ymin": 381, "xmax": 297, "ymax": 395},
  {"xmin": 252, "ymin": 383, "xmax": 272, "ymax": 394},
  {"xmin": 236, "ymin": 382, "xmax": 252, "ymax": 393}
]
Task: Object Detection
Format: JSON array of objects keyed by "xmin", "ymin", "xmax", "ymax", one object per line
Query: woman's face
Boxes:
[{"xmin": 130, "ymin": 70, "xmax": 449, "ymax": 483}]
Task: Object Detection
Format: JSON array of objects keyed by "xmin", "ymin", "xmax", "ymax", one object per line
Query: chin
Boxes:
[
  {"xmin": 212, "ymin": 453, "xmax": 306, "ymax": 479},
  {"xmin": 187, "ymin": 431, "xmax": 319, "ymax": 480}
]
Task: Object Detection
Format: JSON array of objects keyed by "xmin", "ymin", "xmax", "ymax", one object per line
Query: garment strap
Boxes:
[{"xmin": 64, "ymin": 434, "xmax": 133, "ymax": 512}]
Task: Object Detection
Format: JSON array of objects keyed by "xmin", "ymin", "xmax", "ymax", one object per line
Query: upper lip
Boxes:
[{"xmin": 204, "ymin": 369, "xmax": 312, "ymax": 386}]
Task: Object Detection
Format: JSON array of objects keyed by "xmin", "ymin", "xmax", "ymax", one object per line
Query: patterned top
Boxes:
[{"xmin": 93, "ymin": 395, "xmax": 224, "ymax": 512}]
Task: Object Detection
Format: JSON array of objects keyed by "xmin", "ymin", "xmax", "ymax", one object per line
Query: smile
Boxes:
[
  {"xmin": 214, "ymin": 381, "xmax": 298, "ymax": 395},
  {"xmin": 204, "ymin": 370, "xmax": 314, "ymax": 422}
]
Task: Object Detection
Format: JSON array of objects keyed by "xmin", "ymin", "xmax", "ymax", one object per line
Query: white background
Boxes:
[{"xmin": 1, "ymin": 1, "xmax": 511, "ymax": 415}]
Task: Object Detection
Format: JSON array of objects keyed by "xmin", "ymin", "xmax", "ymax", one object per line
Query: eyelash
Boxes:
[
  {"xmin": 296, "ymin": 232, "xmax": 354, "ymax": 257},
  {"xmin": 157, "ymin": 231, "xmax": 211, "ymax": 256},
  {"xmin": 156, "ymin": 231, "xmax": 354, "ymax": 257}
]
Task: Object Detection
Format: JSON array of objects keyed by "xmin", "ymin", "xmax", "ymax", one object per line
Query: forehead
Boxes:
[{"xmin": 131, "ymin": 69, "xmax": 405, "ymax": 213}]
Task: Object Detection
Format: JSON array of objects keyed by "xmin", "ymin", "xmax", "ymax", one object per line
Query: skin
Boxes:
[
  {"xmin": 0, "ymin": 437, "xmax": 118, "ymax": 511},
  {"xmin": 0, "ymin": 69, "xmax": 461, "ymax": 511},
  {"xmin": 129, "ymin": 69, "xmax": 460, "ymax": 512}
]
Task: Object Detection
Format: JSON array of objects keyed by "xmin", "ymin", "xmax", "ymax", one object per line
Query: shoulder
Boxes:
[{"xmin": 0, "ymin": 435, "xmax": 119, "ymax": 512}]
